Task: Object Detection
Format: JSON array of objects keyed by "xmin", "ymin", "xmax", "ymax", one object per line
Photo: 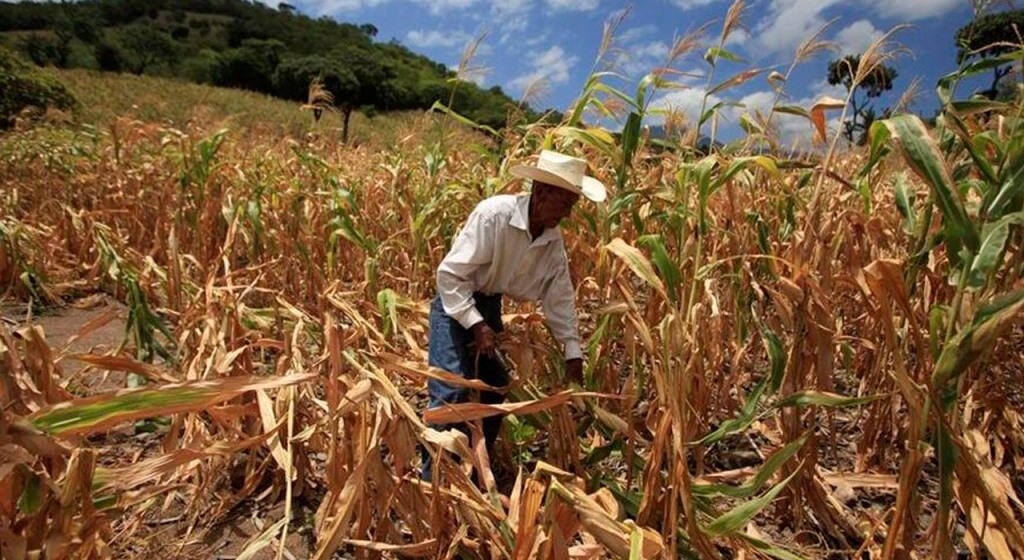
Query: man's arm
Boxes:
[
  {"xmin": 541, "ymin": 246, "xmax": 583, "ymax": 384},
  {"xmin": 437, "ymin": 206, "xmax": 495, "ymax": 331}
]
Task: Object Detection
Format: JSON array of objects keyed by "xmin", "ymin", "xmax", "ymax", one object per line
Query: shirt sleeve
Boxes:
[
  {"xmin": 436, "ymin": 205, "xmax": 494, "ymax": 329},
  {"xmin": 540, "ymin": 244, "xmax": 583, "ymax": 360}
]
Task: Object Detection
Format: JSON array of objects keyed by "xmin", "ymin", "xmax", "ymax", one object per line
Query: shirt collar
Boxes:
[{"xmin": 512, "ymin": 193, "xmax": 561, "ymax": 246}]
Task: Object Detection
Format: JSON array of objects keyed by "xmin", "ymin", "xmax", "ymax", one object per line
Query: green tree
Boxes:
[
  {"xmin": 219, "ymin": 38, "xmax": 285, "ymax": 93},
  {"xmin": 18, "ymin": 33, "xmax": 61, "ymax": 67},
  {"xmin": 94, "ymin": 35, "xmax": 125, "ymax": 72},
  {"xmin": 827, "ymin": 54, "xmax": 898, "ymax": 145},
  {"xmin": 331, "ymin": 45, "xmax": 393, "ymax": 142},
  {"xmin": 275, "ymin": 54, "xmax": 353, "ymax": 101},
  {"xmin": 117, "ymin": 24, "xmax": 176, "ymax": 74},
  {"xmin": 955, "ymin": 10, "xmax": 1023, "ymax": 99},
  {"xmin": 358, "ymin": 23, "xmax": 378, "ymax": 38},
  {"xmin": 0, "ymin": 46, "xmax": 76, "ymax": 128},
  {"xmin": 51, "ymin": 12, "xmax": 76, "ymax": 66}
]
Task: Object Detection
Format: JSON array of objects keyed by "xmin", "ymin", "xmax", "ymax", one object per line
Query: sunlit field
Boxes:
[{"xmin": 2, "ymin": 3, "xmax": 1023, "ymax": 559}]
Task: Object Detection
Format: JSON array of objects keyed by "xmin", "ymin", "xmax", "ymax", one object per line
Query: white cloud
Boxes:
[
  {"xmin": 725, "ymin": 29, "xmax": 750, "ymax": 47},
  {"xmin": 835, "ymin": 19, "xmax": 883, "ymax": 55},
  {"xmin": 750, "ymin": 0, "xmax": 842, "ymax": 58},
  {"xmin": 748, "ymin": 0, "xmax": 959, "ymax": 61},
  {"xmin": 866, "ymin": 0, "xmax": 962, "ymax": 20},
  {"xmin": 649, "ymin": 87, "xmax": 721, "ymax": 123},
  {"xmin": 670, "ymin": 0, "xmax": 723, "ymax": 10},
  {"xmin": 737, "ymin": 90, "xmax": 776, "ymax": 115},
  {"xmin": 283, "ymin": 0, "xmax": 390, "ymax": 13},
  {"xmin": 488, "ymin": 0, "xmax": 533, "ymax": 44},
  {"xmin": 411, "ymin": 0, "xmax": 479, "ymax": 15},
  {"xmin": 618, "ymin": 24, "xmax": 658, "ymax": 44},
  {"xmin": 406, "ymin": 29, "xmax": 472, "ymax": 48},
  {"xmin": 546, "ymin": 0, "xmax": 599, "ymax": 10},
  {"xmin": 806, "ymin": 77, "xmax": 848, "ymax": 100},
  {"xmin": 508, "ymin": 45, "xmax": 579, "ymax": 93},
  {"xmin": 492, "ymin": 0, "xmax": 532, "ymax": 16},
  {"xmin": 499, "ymin": 15, "xmax": 531, "ymax": 44},
  {"xmin": 524, "ymin": 31, "xmax": 551, "ymax": 47},
  {"xmin": 615, "ymin": 40, "xmax": 671, "ymax": 78}
]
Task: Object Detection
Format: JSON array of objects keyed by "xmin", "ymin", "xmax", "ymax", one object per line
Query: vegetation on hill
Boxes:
[
  {"xmin": 0, "ymin": 45, "xmax": 76, "ymax": 128},
  {"xmin": 38, "ymin": 65, "xmax": 442, "ymax": 145},
  {"xmin": 0, "ymin": 0, "xmax": 548, "ymax": 137}
]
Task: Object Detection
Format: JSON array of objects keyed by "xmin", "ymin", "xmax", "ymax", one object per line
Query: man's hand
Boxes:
[
  {"xmin": 470, "ymin": 321, "xmax": 498, "ymax": 358},
  {"xmin": 565, "ymin": 358, "xmax": 583, "ymax": 387}
]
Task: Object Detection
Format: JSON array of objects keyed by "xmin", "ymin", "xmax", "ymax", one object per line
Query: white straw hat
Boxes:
[{"xmin": 509, "ymin": 150, "xmax": 607, "ymax": 203}]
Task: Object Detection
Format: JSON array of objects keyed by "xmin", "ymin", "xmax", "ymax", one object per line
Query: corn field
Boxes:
[{"xmin": 1, "ymin": 4, "xmax": 1023, "ymax": 559}]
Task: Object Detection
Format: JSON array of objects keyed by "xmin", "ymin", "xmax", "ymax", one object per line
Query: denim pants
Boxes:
[{"xmin": 421, "ymin": 293, "xmax": 508, "ymax": 482}]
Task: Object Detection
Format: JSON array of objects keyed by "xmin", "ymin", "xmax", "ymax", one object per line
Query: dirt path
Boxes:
[{"xmin": 1, "ymin": 294, "xmax": 129, "ymax": 393}]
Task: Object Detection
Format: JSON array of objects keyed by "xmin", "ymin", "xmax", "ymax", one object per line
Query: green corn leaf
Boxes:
[
  {"xmin": 636, "ymin": 73, "xmax": 674, "ymax": 108},
  {"xmin": 946, "ymin": 112, "xmax": 999, "ymax": 186},
  {"xmin": 700, "ymin": 101, "xmax": 725, "ymax": 127},
  {"xmin": 18, "ymin": 471, "xmax": 41, "ymax": 515},
  {"xmin": 773, "ymin": 391, "xmax": 882, "ymax": 409},
  {"xmin": 928, "ymin": 306, "xmax": 947, "ymax": 360},
  {"xmin": 985, "ymin": 164, "xmax": 1024, "ymax": 218},
  {"xmin": 628, "ymin": 524, "xmax": 644, "ymax": 560},
  {"xmin": 621, "ymin": 112, "xmax": 643, "ymax": 169},
  {"xmin": 586, "ymin": 97, "xmax": 620, "ymax": 120},
  {"xmin": 604, "ymin": 238, "xmax": 668, "ymax": 301},
  {"xmin": 703, "ymin": 465, "xmax": 802, "ymax": 536},
  {"xmin": 933, "ymin": 288, "xmax": 1024, "ymax": 403},
  {"xmin": 429, "ymin": 101, "xmax": 499, "ymax": 136},
  {"xmin": 966, "ymin": 216, "xmax": 1017, "ymax": 290},
  {"xmin": 554, "ymin": 126, "xmax": 619, "ymax": 163},
  {"xmin": 695, "ymin": 375, "xmax": 768, "ymax": 446},
  {"xmin": 739, "ymin": 113, "xmax": 765, "ymax": 136},
  {"xmin": 30, "ymin": 373, "xmax": 315, "ymax": 436},
  {"xmin": 951, "ymin": 99, "xmax": 1010, "ymax": 116},
  {"xmin": 937, "ymin": 51, "xmax": 1023, "ymax": 104},
  {"xmin": 859, "ymin": 120, "xmax": 892, "ymax": 178},
  {"xmin": 710, "ymin": 156, "xmax": 778, "ymax": 194},
  {"xmin": 894, "ymin": 172, "xmax": 917, "ymax": 234},
  {"xmin": 736, "ymin": 533, "xmax": 809, "ymax": 560},
  {"xmin": 774, "ymin": 105, "xmax": 810, "ymax": 119},
  {"xmin": 637, "ymin": 234, "xmax": 681, "ymax": 304},
  {"xmin": 764, "ymin": 326, "xmax": 787, "ymax": 393},
  {"xmin": 377, "ymin": 288, "xmax": 400, "ymax": 337},
  {"xmin": 592, "ymin": 83, "xmax": 641, "ymax": 113},
  {"xmin": 565, "ymin": 71, "xmax": 621, "ymax": 126},
  {"xmin": 237, "ymin": 517, "xmax": 290, "ymax": 560},
  {"xmin": 695, "ymin": 433, "xmax": 809, "ymax": 498},
  {"xmin": 704, "ymin": 46, "xmax": 744, "ymax": 66},
  {"xmin": 695, "ymin": 324, "xmax": 786, "ymax": 445},
  {"xmin": 882, "ymin": 114, "xmax": 980, "ymax": 254}
]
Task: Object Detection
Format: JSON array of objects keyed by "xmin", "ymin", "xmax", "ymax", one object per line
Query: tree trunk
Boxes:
[{"xmin": 341, "ymin": 107, "xmax": 352, "ymax": 144}]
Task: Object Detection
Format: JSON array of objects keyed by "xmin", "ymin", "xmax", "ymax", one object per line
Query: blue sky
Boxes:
[{"xmin": 268, "ymin": 0, "xmax": 982, "ymax": 145}]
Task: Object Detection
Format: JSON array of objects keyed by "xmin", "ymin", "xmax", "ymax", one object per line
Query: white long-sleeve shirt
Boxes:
[{"xmin": 436, "ymin": 194, "xmax": 582, "ymax": 360}]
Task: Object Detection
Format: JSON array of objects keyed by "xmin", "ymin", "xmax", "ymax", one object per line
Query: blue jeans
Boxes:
[{"xmin": 421, "ymin": 293, "xmax": 508, "ymax": 482}]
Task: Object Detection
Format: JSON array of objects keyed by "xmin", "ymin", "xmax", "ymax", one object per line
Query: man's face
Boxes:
[{"xmin": 532, "ymin": 182, "xmax": 580, "ymax": 230}]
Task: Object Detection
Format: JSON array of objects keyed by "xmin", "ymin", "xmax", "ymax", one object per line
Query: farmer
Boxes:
[{"xmin": 421, "ymin": 149, "xmax": 606, "ymax": 482}]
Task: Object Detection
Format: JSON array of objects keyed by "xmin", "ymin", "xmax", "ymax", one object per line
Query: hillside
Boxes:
[
  {"xmin": 0, "ymin": 0, "xmax": 544, "ymax": 135},
  {"xmin": 32, "ymin": 67, "xmax": 434, "ymax": 145}
]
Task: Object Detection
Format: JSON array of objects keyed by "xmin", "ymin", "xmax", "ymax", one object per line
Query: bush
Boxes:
[
  {"xmin": 0, "ymin": 46, "xmax": 76, "ymax": 128},
  {"xmin": 18, "ymin": 33, "xmax": 63, "ymax": 66},
  {"xmin": 95, "ymin": 39, "xmax": 125, "ymax": 72},
  {"xmin": 181, "ymin": 48, "xmax": 223, "ymax": 84}
]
